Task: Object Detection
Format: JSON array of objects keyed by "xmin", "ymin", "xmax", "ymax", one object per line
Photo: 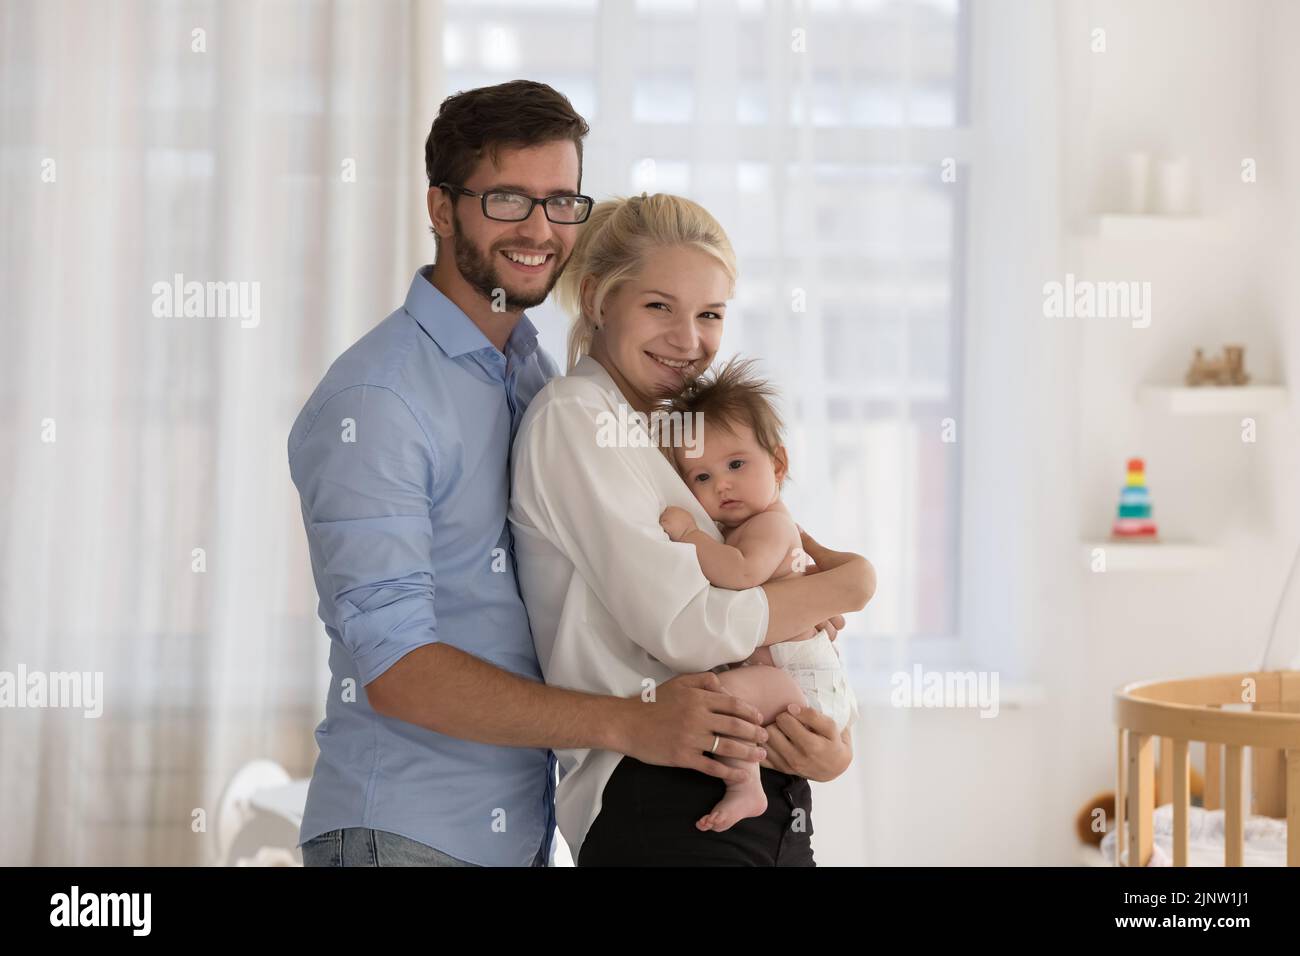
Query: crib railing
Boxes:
[{"xmin": 1113, "ymin": 670, "xmax": 1300, "ymax": 866}]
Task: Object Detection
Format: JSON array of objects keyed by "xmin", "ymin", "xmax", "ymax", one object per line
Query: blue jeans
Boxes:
[{"xmin": 300, "ymin": 828, "xmax": 547, "ymax": 867}]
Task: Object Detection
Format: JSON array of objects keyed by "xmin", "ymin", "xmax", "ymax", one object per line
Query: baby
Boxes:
[{"xmin": 658, "ymin": 357, "xmax": 860, "ymax": 833}]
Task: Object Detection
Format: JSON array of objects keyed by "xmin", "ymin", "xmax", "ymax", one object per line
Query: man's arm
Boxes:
[
  {"xmin": 290, "ymin": 387, "xmax": 765, "ymax": 786},
  {"xmin": 365, "ymin": 642, "xmax": 623, "ymax": 749},
  {"xmin": 366, "ymin": 644, "xmax": 771, "ymax": 784}
]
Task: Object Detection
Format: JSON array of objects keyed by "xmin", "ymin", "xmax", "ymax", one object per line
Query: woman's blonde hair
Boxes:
[{"xmin": 553, "ymin": 192, "xmax": 738, "ymax": 372}]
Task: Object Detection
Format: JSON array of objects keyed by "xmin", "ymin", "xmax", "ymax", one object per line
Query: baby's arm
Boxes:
[{"xmin": 660, "ymin": 507, "xmax": 794, "ymax": 590}]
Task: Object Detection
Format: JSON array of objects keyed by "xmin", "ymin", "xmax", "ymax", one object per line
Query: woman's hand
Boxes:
[
  {"xmin": 659, "ymin": 505, "xmax": 697, "ymax": 542},
  {"xmin": 759, "ymin": 704, "xmax": 853, "ymax": 781},
  {"xmin": 795, "ymin": 547, "xmax": 847, "ymax": 641},
  {"xmin": 798, "ymin": 528, "xmax": 875, "ymax": 611},
  {"xmin": 814, "ymin": 615, "xmax": 845, "ymax": 642}
]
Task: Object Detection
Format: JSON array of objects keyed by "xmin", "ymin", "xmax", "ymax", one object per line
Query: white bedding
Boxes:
[{"xmin": 1100, "ymin": 803, "xmax": 1288, "ymax": 866}]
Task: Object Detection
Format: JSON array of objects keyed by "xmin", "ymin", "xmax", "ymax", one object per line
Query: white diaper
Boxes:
[{"xmin": 767, "ymin": 630, "xmax": 860, "ymax": 732}]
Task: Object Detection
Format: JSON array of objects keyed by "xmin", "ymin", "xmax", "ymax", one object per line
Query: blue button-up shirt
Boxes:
[{"xmin": 288, "ymin": 266, "xmax": 559, "ymax": 866}]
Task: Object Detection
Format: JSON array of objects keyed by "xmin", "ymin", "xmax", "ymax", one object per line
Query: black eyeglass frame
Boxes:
[{"xmin": 438, "ymin": 182, "xmax": 594, "ymax": 224}]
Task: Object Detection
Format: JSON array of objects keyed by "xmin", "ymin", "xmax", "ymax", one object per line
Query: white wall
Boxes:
[
  {"xmin": 1061, "ymin": 0, "xmax": 1298, "ymax": 818},
  {"xmin": 1259, "ymin": 0, "xmax": 1300, "ymax": 596},
  {"xmin": 812, "ymin": 703, "xmax": 1047, "ymax": 866},
  {"xmin": 817, "ymin": 0, "xmax": 1298, "ymax": 866}
]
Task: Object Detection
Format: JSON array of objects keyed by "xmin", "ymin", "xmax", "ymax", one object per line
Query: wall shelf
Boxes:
[
  {"xmin": 1075, "ymin": 214, "xmax": 1219, "ymax": 241},
  {"xmin": 1081, "ymin": 541, "xmax": 1224, "ymax": 572},
  {"xmin": 1137, "ymin": 385, "xmax": 1289, "ymax": 415}
]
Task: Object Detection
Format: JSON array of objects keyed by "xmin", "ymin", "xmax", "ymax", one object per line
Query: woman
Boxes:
[{"xmin": 509, "ymin": 193, "xmax": 874, "ymax": 866}]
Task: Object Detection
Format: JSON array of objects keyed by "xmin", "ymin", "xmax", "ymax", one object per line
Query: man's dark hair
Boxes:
[{"xmin": 425, "ymin": 80, "xmax": 591, "ymax": 251}]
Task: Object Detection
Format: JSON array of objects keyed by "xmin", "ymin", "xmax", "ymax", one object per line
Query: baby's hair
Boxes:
[{"xmin": 664, "ymin": 356, "xmax": 788, "ymax": 482}]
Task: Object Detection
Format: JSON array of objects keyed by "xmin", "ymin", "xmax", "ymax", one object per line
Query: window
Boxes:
[{"xmin": 444, "ymin": 0, "xmax": 972, "ymax": 670}]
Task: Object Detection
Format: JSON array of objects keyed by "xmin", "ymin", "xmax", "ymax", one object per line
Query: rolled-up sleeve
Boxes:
[
  {"xmin": 511, "ymin": 393, "xmax": 767, "ymax": 674},
  {"xmin": 289, "ymin": 385, "xmax": 439, "ymax": 685}
]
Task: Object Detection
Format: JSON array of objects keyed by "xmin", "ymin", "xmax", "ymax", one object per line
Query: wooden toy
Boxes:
[{"xmin": 1185, "ymin": 344, "xmax": 1251, "ymax": 386}]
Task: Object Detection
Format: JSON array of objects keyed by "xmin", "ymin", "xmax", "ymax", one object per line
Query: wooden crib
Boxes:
[{"xmin": 1113, "ymin": 670, "xmax": 1300, "ymax": 866}]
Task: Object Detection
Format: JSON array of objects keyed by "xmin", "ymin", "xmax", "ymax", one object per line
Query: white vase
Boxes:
[
  {"xmin": 1155, "ymin": 157, "xmax": 1193, "ymax": 215},
  {"xmin": 1124, "ymin": 151, "xmax": 1151, "ymax": 214}
]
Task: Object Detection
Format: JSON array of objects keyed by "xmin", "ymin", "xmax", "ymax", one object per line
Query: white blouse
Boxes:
[{"xmin": 509, "ymin": 354, "xmax": 770, "ymax": 861}]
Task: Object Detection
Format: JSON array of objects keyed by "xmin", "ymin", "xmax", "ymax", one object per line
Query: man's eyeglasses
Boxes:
[{"xmin": 439, "ymin": 182, "xmax": 594, "ymax": 224}]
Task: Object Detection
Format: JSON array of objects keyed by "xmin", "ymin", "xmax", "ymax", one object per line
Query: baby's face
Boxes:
[{"xmin": 674, "ymin": 420, "xmax": 782, "ymax": 528}]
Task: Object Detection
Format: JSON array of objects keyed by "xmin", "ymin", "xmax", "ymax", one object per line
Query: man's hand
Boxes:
[
  {"xmin": 659, "ymin": 505, "xmax": 698, "ymax": 542},
  {"xmin": 759, "ymin": 704, "xmax": 852, "ymax": 781},
  {"xmin": 617, "ymin": 672, "xmax": 768, "ymax": 786}
]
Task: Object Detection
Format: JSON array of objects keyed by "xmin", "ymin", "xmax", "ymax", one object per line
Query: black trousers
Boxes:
[{"xmin": 578, "ymin": 756, "xmax": 815, "ymax": 866}]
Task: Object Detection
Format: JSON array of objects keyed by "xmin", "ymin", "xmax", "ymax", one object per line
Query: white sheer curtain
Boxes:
[
  {"xmin": 838, "ymin": 0, "xmax": 1074, "ymax": 867},
  {"xmin": 440, "ymin": 0, "xmax": 978, "ymax": 866},
  {"xmin": 1, "ymin": 0, "xmax": 1071, "ymax": 867},
  {"xmin": 0, "ymin": 0, "xmax": 439, "ymax": 865},
  {"xmin": 454, "ymin": 0, "xmax": 974, "ymax": 670}
]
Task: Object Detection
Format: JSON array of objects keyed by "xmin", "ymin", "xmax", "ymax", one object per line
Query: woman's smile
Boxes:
[{"xmin": 645, "ymin": 350, "xmax": 698, "ymax": 384}]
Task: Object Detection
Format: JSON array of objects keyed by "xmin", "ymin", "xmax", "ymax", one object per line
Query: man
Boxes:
[{"xmin": 288, "ymin": 80, "xmax": 771, "ymax": 867}]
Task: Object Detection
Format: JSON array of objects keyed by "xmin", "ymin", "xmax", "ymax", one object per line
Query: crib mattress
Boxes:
[{"xmin": 1100, "ymin": 803, "xmax": 1288, "ymax": 866}]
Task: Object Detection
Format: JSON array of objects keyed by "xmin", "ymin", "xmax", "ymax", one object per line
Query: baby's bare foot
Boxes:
[{"xmin": 696, "ymin": 785, "xmax": 768, "ymax": 832}]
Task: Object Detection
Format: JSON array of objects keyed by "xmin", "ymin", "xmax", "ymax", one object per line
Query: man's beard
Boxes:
[{"xmin": 452, "ymin": 210, "xmax": 565, "ymax": 311}]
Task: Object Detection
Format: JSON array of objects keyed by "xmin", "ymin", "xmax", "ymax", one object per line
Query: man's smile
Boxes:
[{"xmin": 499, "ymin": 249, "xmax": 555, "ymax": 274}]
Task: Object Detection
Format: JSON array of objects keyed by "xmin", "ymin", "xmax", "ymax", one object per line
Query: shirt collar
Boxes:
[
  {"xmin": 571, "ymin": 353, "xmax": 625, "ymax": 406},
  {"xmin": 572, "ymin": 353, "xmax": 610, "ymax": 383},
  {"xmin": 505, "ymin": 309, "xmax": 540, "ymax": 364},
  {"xmin": 404, "ymin": 265, "xmax": 540, "ymax": 364}
]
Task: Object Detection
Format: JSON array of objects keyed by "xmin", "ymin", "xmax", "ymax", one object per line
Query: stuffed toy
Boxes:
[{"xmin": 1075, "ymin": 766, "xmax": 1205, "ymax": 846}]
